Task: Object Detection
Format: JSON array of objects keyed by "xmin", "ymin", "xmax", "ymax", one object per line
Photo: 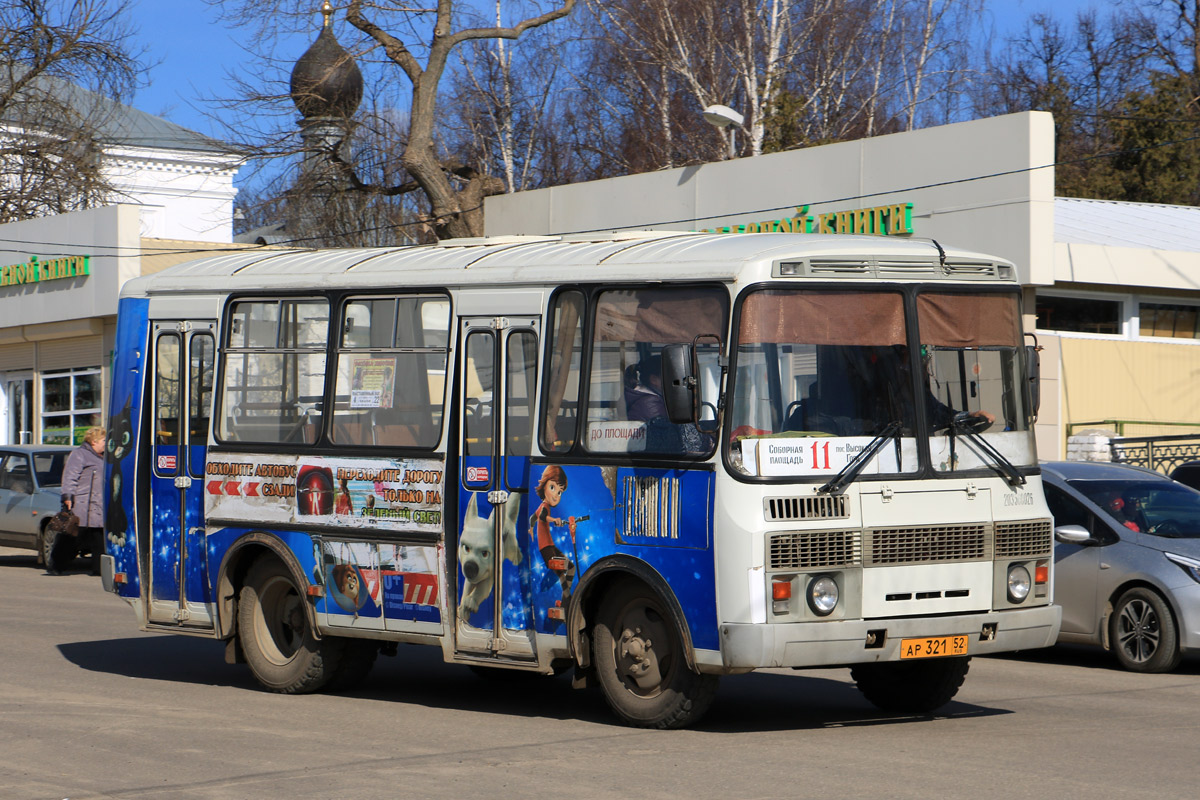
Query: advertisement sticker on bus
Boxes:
[{"xmin": 204, "ymin": 453, "xmax": 445, "ymax": 534}]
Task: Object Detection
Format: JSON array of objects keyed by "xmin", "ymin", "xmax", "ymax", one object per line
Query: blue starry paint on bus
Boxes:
[{"xmin": 105, "ymin": 297, "xmax": 148, "ymax": 599}]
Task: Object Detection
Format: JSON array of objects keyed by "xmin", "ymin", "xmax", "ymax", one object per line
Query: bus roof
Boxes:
[{"xmin": 123, "ymin": 231, "xmax": 1015, "ymax": 298}]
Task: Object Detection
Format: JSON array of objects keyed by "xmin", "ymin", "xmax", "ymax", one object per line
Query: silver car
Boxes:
[
  {"xmin": 1044, "ymin": 460, "xmax": 1200, "ymax": 672},
  {"xmin": 0, "ymin": 445, "xmax": 73, "ymax": 565}
]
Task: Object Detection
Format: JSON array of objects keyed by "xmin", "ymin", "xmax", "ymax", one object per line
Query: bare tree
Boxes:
[
  {"xmin": 571, "ymin": 0, "xmax": 977, "ymax": 174},
  {"xmin": 0, "ymin": 0, "xmax": 146, "ymax": 222},
  {"xmin": 442, "ymin": 0, "xmax": 566, "ymax": 193},
  {"xmin": 209, "ymin": 0, "xmax": 576, "ymax": 240}
]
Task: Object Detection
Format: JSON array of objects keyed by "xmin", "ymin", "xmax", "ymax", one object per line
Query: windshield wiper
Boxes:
[
  {"xmin": 819, "ymin": 421, "xmax": 903, "ymax": 495},
  {"xmin": 949, "ymin": 413, "xmax": 1025, "ymax": 487}
]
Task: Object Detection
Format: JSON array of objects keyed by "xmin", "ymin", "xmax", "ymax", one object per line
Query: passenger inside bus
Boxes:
[
  {"xmin": 624, "ymin": 355, "xmax": 667, "ymax": 422},
  {"xmin": 624, "ymin": 353, "xmax": 711, "ymax": 454}
]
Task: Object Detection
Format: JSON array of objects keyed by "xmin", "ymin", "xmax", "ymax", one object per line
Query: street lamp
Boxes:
[{"xmin": 702, "ymin": 104, "xmax": 744, "ymax": 160}]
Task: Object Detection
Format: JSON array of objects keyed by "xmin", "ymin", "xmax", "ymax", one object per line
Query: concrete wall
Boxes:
[{"xmin": 0, "ymin": 205, "xmax": 141, "ymax": 332}]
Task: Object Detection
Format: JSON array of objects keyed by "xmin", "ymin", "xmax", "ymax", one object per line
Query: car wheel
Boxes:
[
  {"xmin": 1110, "ymin": 587, "xmax": 1181, "ymax": 673},
  {"xmin": 36, "ymin": 522, "xmax": 52, "ymax": 567}
]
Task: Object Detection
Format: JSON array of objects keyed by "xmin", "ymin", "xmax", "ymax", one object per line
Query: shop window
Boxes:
[
  {"xmin": 1035, "ymin": 295, "xmax": 1122, "ymax": 335},
  {"xmin": 1139, "ymin": 302, "xmax": 1200, "ymax": 339},
  {"xmin": 40, "ymin": 367, "xmax": 102, "ymax": 445}
]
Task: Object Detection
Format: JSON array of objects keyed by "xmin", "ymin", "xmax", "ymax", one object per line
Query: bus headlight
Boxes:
[
  {"xmin": 807, "ymin": 575, "xmax": 839, "ymax": 616},
  {"xmin": 1007, "ymin": 565, "xmax": 1032, "ymax": 603}
]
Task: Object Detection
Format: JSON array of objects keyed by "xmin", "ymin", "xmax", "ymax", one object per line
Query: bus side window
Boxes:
[
  {"xmin": 190, "ymin": 333, "xmax": 214, "ymax": 446},
  {"xmin": 330, "ymin": 295, "xmax": 449, "ymax": 449},
  {"xmin": 464, "ymin": 331, "xmax": 494, "ymax": 455},
  {"xmin": 217, "ymin": 299, "xmax": 328, "ymax": 445},
  {"xmin": 540, "ymin": 290, "xmax": 584, "ymax": 453},
  {"xmin": 155, "ymin": 333, "xmax": 181, "ymax": 448}
]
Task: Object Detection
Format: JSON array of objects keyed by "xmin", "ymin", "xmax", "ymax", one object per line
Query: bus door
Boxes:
[
  {"xmin": 147, "ymin": 320, "xmax": 216, "ymax": 628},
  {"xmin": 455, "ymin": 315, "xmax": 541, "ymax": 660}
]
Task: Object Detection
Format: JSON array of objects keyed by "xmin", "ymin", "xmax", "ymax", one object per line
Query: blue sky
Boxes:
[{"xmin": 129, "ymin": 0, "xmax": 1119, "ymax": 186}]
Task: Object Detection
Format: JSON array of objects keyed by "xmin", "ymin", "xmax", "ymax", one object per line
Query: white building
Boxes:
[{"xmin": 0, "ymin": 85, "xmax": 242, "ymax": 445}]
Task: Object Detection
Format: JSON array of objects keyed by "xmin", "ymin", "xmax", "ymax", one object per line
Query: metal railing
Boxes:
[{"xmin": 1111, "ymin": 433, "xmax": 1200, "ymax": 474}]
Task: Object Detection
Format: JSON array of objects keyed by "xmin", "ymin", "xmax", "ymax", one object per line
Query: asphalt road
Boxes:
[{"xmin": 3, "ymin": 544, "xmax": 1199, "ymax": 800}]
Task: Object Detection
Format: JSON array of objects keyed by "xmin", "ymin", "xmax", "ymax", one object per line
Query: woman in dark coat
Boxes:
[{"xmin": 56, "ymin": 426, "xmax": 106, "ymax": 574}]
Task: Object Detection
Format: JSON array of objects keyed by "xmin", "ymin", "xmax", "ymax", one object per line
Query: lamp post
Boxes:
[{"xmin": 702, "ymin": 104, "xmax": 744, "ymax": 160}]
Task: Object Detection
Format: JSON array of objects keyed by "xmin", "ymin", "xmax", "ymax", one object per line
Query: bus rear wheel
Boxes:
[
  {"xmin": 238, "ymin": 557, "xmax": 341, "ymax": 693},
  {"xmin": 851, "ymin": 656, "xmax": 970, "ymax": 713},
  {"xmin": 592, "ymin": 581, "xmax": 718, "ymax": 729}
]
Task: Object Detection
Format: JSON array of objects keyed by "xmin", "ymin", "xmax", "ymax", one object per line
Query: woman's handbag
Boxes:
[{"xmin": 48, "ymin": 502, "xmax": 80, "ymax": 539}]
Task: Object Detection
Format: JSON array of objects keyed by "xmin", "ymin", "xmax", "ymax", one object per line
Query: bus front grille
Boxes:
[
  {"xmin": 865, "ymin": 524, "xmax": 990, "ymax": 566},
  {"xmin": 995, "ymin": 519, "xmax": 1052, "ymax": 558},
  {"xmin": 764, "ymin": 495, "xmax": 850, "ymax": 521},
  {"xmin": 768, "ymin": 530, "xmax": 862, "ymax": 570}
]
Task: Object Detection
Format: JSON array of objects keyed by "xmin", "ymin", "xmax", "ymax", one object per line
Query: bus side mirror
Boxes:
[
  {"xmin": 661, "ymin": 344, "xmax": 694, "ymax": 425},
  {"xmin": 1025, "ymin": 344, "xmax": 1041, "ymax": 415}
]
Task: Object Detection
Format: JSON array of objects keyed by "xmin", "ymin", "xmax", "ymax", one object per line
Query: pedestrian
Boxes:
[{"xmin": 58, "ymin": 426, "xmax": 106, "ymax": 575}]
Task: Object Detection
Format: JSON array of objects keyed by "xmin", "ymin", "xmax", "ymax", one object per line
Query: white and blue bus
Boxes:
[{"xmin": 100, "ymin": 231, "xmax": 1059, "ymax": 728}]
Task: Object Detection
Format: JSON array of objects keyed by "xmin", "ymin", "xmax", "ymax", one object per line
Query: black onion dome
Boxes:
[{"xmin": 290, "ymin": 23, "xmax": 363, "ymax": 119}]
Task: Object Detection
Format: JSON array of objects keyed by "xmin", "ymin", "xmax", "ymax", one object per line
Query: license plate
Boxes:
[{"xmin": 899, "ymin": 635, "xmax": 968, "ymax": 660}]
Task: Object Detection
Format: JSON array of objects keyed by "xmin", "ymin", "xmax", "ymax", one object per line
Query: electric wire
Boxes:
[{"xmin": 2, "ymin": 126, "xmax": 1200, "ymax": 257}]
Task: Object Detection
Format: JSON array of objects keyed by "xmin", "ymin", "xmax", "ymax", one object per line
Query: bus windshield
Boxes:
[
  {"xmin": 918, "ymin": 292, "xmax": 1034, "ymax": 474},
  {"xmin": 729, "ymin": 289, "xmax": 920, "ymax": 477},
  {"xmin": 728, "ymin": 288, "xmax": 1034, "ymax": 478}
]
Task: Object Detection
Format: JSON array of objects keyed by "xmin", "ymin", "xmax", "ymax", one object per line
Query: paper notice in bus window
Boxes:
[
  {"xmin": 587, "ymin": 420, "xmax": 647, "ymax": 453},
  {"xmin": 349, "ymin": 357, "xmax": 396, "ymax": 409},
  {"xmin": 740, "ymin": 436, "xmax": 906, "ymax": 477}
]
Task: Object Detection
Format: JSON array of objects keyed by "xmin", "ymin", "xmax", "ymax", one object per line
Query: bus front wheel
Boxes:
[
  {"xmin": 851, "ymin": 656, "xmax": 970, "ymax": 713},
  {"xmin": 592, "ymin": 580, "xmax": 718, "ymax": 729},
  {"xmin": 238, "ymin": 557, "xmax": 341, "ymax": 693}
]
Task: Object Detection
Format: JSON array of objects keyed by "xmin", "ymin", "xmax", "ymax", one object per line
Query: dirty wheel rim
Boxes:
[
  {"xmin": 253, "ymin": 574, "xmax": 305, "ymax": 666},
  {"xmin": 1117, "ymin": 598, "xmax": 1161, "ymax": 664},
  {"xmin": 612, "ymin": 599, "xmax": 674, "ymax": 697}
]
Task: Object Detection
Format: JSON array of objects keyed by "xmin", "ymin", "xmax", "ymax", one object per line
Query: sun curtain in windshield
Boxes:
[{"xmin": 729, "ymin": 288, "xmax": 1032, "ymax": 478}]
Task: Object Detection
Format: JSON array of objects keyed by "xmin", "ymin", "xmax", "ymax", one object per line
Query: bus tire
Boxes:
[
  {"xmin": 851, "ymin": 656, "xmax": 970, "ymax": 713},
  {"xmin": 329, "ymin": 639, "xmax": 379, "ymax": 691},
  {"xmin": 592, "ymin": 580, "xmax": 718, "ymax": 729},
  {"xmin": 238, "ymin": 557, "xmax": 341, "ymax": 693}
]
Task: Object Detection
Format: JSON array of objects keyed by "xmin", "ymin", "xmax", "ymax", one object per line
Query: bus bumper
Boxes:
[{"xmin": 718, "ymin": 604, "xmax": 1061, "ymax": 670}]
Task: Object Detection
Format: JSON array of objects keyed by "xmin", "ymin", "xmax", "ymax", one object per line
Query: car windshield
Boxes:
[
  {"xmin": 34, "ymin": 453, "xmax": 65, "ymax": 487},
  {"xmin": 1068, "ymin": 478, "xmax": 1200, "ymax": 538}
]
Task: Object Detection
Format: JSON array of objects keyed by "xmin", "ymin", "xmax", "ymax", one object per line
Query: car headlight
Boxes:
[
  {"xmin": 1166, "ymin": 552, "xmax": 1200, "ymax": 584},
  {"xmin": 807, "ymin": 575, "xmax": 839, "ymax": 616},
  {"xmin": 1007, "ymin": 565, "xmax": 1032, "ymax": 603}
]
